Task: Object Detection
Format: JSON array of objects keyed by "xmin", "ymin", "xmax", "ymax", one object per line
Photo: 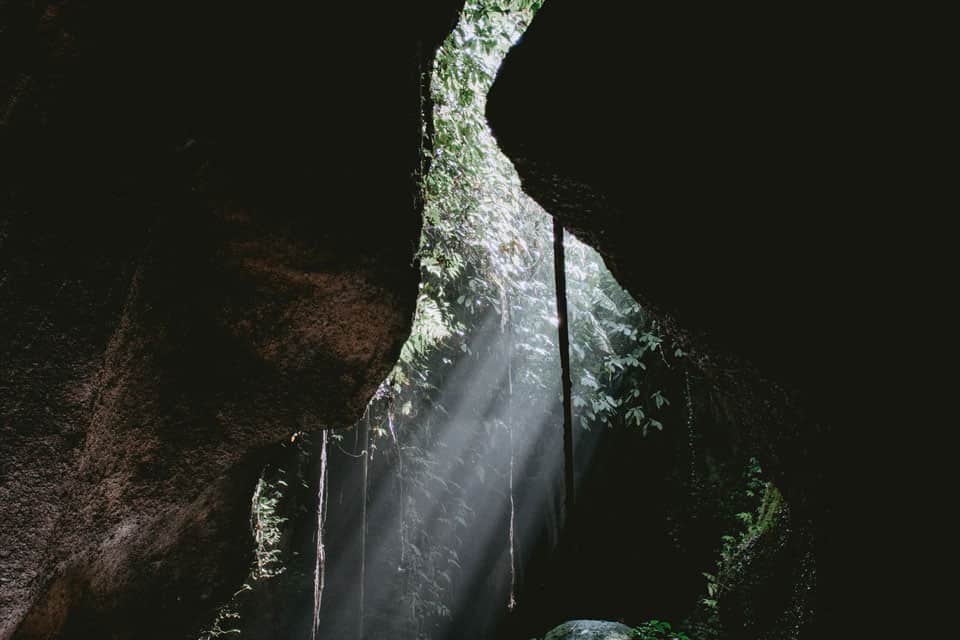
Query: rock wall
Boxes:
[
  {"xmin": 486, "ymin": 0, "xmax": 888, "ymax": 402},
  {"xmin": 0, "ymin": 2, "xmax": 464, "ymax": 638},
  {"xmin": 486, "ymin": 1, "xmax": 904, "ymax": 635}
]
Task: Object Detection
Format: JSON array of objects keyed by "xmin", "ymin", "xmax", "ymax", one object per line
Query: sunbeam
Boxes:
[
  {"xmin": 313, "ymin": 186, "xmax": 636, "ymax": 640},
  {"xmin": 199, "ymin": 4, "xmax": 710, "ymax": 640}
]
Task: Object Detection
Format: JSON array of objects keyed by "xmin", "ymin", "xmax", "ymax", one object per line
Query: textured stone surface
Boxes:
[
  {"xmin": 486, "ymin": 2, "xmax": 845, "ymax": 536},
  {"xmin": 0, "ymin": 1, "xmax": 464, "ymax": 638},
  {"xmin": 485, "ymin": 1, "xmax": 903, "ymax": 635},
  {"xmin": 543, "ymin": 620, "xmax": 635, "ymax": 640},
  {"xmin": 487, "ymin": 1, "xmax": 887, "ymax": 403}
]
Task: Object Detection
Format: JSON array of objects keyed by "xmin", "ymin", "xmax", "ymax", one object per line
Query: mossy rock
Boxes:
[{"xmin": 544, "ymin": 620, "xmax": 635, "ymax": 640}]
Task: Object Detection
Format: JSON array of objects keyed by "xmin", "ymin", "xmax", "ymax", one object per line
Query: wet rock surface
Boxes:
[
  {"xmin": 544, "ymin": 620, "xmax": 635, "ymax": 640},
  {"xmin": 0, "ymin": 1, "xmax": 464, "ymax": 638},
  {"xmin": 544, "ymin": 620, "xmax": 636, "ymax": 640},
  {"xmin": 485, "ymin": 1, "xmax": 907, "ymax": 636}
]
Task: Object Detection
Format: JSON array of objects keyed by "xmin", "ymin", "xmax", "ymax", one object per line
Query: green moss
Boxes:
[{"xmin": 632, "ymin": 619, "xmax": 690, "ymax": 640}]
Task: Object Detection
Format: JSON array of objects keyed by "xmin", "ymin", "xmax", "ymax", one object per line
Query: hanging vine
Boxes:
[{"xmin": 311, "ymin": 432, "xmax": 329, "ymax": 640}]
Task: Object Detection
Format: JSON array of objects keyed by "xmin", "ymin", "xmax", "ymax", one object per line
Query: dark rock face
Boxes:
[
  {"xmin": 486, "ymin": 1, "xmax": 902, "ymax": 634},
  {"xmin": 487, "ymin": 0, "xmax": 890, "ymax": 400},
  {"xmin": 0, "ymin": 1, "xmax": 463, "ymax": 638},
  {"xmin": 717, "ymin": 500, "xmax": 817, "ymax": 640}
]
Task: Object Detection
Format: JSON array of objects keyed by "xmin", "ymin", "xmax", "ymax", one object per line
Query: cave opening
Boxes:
[
  {"xmin": 1, "ymin": 0, "xmax": 930, "ymax": 636},
  {"xmin": 194, "ymin": 4, "xmax": 805, "ymax": 640}
]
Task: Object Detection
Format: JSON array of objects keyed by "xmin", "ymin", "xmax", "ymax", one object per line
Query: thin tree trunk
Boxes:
[{"xmin": 553, "ymin": 218, "xmax": 575, "ymax": 520}]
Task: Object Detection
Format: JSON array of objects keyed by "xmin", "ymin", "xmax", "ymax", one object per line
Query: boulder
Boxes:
[{"xmin": 544, "ymin": 620, "xmax": 636, "ymax": 640}]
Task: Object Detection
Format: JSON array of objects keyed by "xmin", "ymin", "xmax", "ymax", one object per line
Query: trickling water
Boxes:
[{"xmin": 685, "ymin": 370, "xmax": 697, "ymax": 489}]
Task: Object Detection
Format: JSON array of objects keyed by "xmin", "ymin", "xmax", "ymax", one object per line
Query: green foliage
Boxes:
[
  {"xmin": 367, "ymin": 1, "xmax": 682, "ymax": 633},
  {"xmin": 199, "ymin": 607, "xmax": 243, "ymax": 639},
  {"xmin": 399, "ymin": 0, "xmax": 676, "ymax": 439},
  {"xmin": 381, "ymin": 7, "xmax": 544, "ymax": 628},
  {"xmin": 720, "ymin": 459, "xmax": 782, "ymax": 566},
  {"xmin": 197, "ymin": 470, "xmax": 292, "ymax": 638},
  {"xmin": 699, "ymin": 458, "xmax": 783, "ymax": 614},
  {"xmin": 391, "ymin": 0, "xmax": 540, "ymax": 393},
  {"xmin": 632, "ymin": 620, "xmax": 690, "ymax": 640},
  {"xmin": 251, "ymin": 475, "xmax": 288, "ymax": 580},
  {"xmin": 564, "ymin": 247, "xmax": 676, "ymax": 435}
]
